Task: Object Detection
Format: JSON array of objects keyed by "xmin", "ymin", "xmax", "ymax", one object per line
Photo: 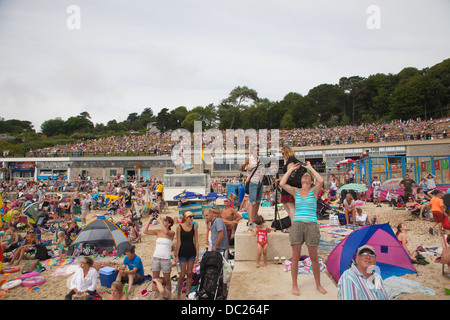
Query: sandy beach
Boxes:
[{"xmin": 1, "ymin": 200, "xmax": 450, "ymax": 300}]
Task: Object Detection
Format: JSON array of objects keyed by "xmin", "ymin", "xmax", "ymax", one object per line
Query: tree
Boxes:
[
  {"xmin": 0, "ymin": 119, "xmax": 34, "ymax": 134},
  {"xmin": 276, "ymin": 92, "xmax": 307, "ymax": 128},
  {"xmin": 156, "ymin": 108, "xmax": 170, "ymax": 132},
  {"xmin": 389, "ymin": 78, "xmax": 423, "ymax": 120},
  {"xmin": 64, "ymin": 116, "xmax": 93, "ymax": 135},
  {"xmin": 339, "ymin": 76, "xmax": 366, "ymax": 122},
  {"xmin": 79, "ymin": 111, "xmax": 91, "ymax": 119},
  {"xmin": 40, "ymin": 118, "xmax": 66, "ymax": 136},
  {"xmin": 126, "ymin": 112, "xmax": 139, "ymax": 123},
  {"xmin": 220, "ymin": 86, "xmax": 259, "ymax": 129},
  {"xmin": 364, "ymin": 73, "xmax": 397, "ymax": 121},
  {"xmin": 181, "ymin": 112, "xmax": 201, "ymax": 131},
  {"xmin": 280, "ymin": 112, "xmax": 295, "ymax": 129},
  {"xmin": 305, "ymin": 84, "xmax": 345, "ymax": 125},
  {"xmin": 169, "ymin": 106, "xmax": 188, "ymax": 130}
]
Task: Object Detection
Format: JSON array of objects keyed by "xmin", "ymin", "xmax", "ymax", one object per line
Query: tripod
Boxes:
[{"xmin": 272, "ymin": 174, "xmax": 283, "ymax": 231}]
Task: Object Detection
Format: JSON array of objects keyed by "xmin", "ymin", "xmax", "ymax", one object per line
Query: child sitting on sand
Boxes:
[
  {"xmin": 249, "ymin": 215, "xmax": 275, "ymax": 268},
  {"xmin": 355, "ymin": 207, "xmax": 379, "ymax": 226}
]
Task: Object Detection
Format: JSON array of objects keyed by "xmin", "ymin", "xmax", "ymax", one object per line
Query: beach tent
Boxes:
[
  {"xmin": 68, "ymin": 219, "xmax": 131, "ymax": 256},
  {"xmin": 325, "ymin": 223, "xmax": 416, "ymax": 282}
]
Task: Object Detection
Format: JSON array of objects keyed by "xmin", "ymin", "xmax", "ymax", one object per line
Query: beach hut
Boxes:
[
  {"xmin": 68, "ymin": 219, "xmax": 131, "ymax": 256},
  {"xmin": 325, "ymin": 223, "xmax": 416, "ymax": 282}
]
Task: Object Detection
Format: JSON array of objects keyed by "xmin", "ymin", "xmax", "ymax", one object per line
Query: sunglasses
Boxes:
[
  {"xmin": 359, "ymin": 252, "xmax": 376, "ymax": 257},
  {"xmin": 186, "ymin": 215, "xmax": 194, "ymax": 219}
]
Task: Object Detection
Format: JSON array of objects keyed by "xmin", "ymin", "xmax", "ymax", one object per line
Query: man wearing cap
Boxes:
[{"xmin": 337, "ymin": 245, "xmax": 389, "ymax": 300}]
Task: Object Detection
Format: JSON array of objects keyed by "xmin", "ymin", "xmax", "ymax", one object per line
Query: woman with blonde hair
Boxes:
[{"xmin": 109, "ymin": 281, "xmax": 128, "ymax": 300}]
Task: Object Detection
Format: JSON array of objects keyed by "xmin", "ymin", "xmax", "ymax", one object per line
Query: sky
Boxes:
[{"xmin": 0, "ymin": 0, "xmax": 449, "ymax": 132}]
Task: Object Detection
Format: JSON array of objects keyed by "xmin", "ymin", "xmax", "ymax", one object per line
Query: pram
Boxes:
[
  {"xmin": 197, "ymin": 251, "xmax": 225, "ymax": 300},
  {"xmin": 387, "ymin": 192, "xmax": 405, "ymax": 208},
  {"xmin": 328, "ymin": 188, "xmax": 337, "ymax": 201},
  {"xmin": 316, "ymin": 197, "xmax": 331, "ymax": 220}
]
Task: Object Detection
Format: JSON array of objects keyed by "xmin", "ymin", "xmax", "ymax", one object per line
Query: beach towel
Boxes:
[
  {"xmin": 383, "ymin": 276, "xmax": 435, "ymax": 299},
  {"xmin": 52, "ymin": 264, "xmax": 79, "ymax": 277},
  {"xmin": 43, "ymin": 257, "xmax": 75, "ymax": 267},
  {"xmin": 283, "ymin": 258, "xmax": 327, "ymax": 274}
]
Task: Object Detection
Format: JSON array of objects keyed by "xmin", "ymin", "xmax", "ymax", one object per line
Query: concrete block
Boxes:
[{"xmin": 234, "ymin": 206, "xmax": 292, "ymax": 261}]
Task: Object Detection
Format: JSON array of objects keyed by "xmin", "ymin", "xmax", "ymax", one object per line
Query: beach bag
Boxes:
[
  {"xmin": 444, "ymin": 216, "xmax": 450, "ymax": 230},
  {"xmin": 35, "ymin": 245, "xmax": 51, "ymax": 261},
  {"xmin": 271, "ymin": 216, "xmax": 291, "ymax": 230},
  {"xmin": 21, "ymin": 259, "xmax": 44, "ymax": 274},
  {"xmin": 329, "ymin": 214, "xmax": 339, "ymax": 226}
]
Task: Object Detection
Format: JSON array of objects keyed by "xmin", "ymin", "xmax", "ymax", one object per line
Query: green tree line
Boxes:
[{"xmin": 1, "ymin": 58, "xmax": 449, "ymax": 155}]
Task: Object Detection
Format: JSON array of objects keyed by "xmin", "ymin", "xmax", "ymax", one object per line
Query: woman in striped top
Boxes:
[{"xmin": 279, "ymin": 161, "xmax": 327, "ymax": 296}]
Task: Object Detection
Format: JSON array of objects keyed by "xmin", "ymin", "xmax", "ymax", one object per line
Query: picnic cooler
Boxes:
[{"xmin": 99, "ymin": 266, "xmax": 117, "ymax": 288}]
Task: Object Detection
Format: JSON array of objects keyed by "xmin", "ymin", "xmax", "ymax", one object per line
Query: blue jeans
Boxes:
[{"xmin": 249, "ymin": 182, "xmax": 263, "ymax": 204}]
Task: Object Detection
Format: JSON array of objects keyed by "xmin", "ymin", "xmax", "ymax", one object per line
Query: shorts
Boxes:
[
  {"xmin": 404, "ymin": 189, "xmax": 413, "ymax": 198},
  {"xmin": 178, "ymin": 256, "xmax": 196, "ymax": 263},
  {"xmin": 289, "ymin": 221, "xmax": 320, "ymax": 247},
  {"xmin": 152, "ymin": 257, "xmax": 172, "ymax": 273},
  {"xmin": 373, "ymin": 190, "xmax": 381, "ymax": 198},
  {"xmin": 249, "ymin": 182, "xmax": 263, "ymax": 204},
  {"xmin": 432, "ymin": 211, "xmax": 444, "ymax": 223},
  {"xmin": 281, "ymin": 194, "xmax": 295, "ymax": 203},
  {"xmin": 120, "ymin": 273, "xmax": 144, "ymax": 284},
  {"xmin": 81, "ymin": 209, "xmax": 88, "ymax": 219}
]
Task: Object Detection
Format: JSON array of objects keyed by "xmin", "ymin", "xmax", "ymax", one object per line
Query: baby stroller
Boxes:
[
  {"xmin": 328, "ymin": 188, "xmax": 337, "ymax": 201},
  {"xmin": 316, "ymin": 197, "xmax": 331, "ymax": 220},
  {"xmin": 197, "ymin": 251, "xmax": 224, "ymax": 300},
  {"xmin": 387, "ymin": 192, "xmax": 405, "ymax": 208}
]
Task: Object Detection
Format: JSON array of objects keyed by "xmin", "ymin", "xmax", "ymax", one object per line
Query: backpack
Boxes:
[
  {"xmin": 21, "ymin": 259, "xmax": 44, "ymax": 274},
  {"xmin": 35, "ymin": 245, "xmax": 51, "ymax": 261}
]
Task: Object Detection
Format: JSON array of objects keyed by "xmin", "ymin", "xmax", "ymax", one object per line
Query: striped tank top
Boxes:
[{"xmin": 294, "ymin": 188, "xmax": 317, "ymax": 223}]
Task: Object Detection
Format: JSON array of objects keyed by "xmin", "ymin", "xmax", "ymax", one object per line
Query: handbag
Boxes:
[
  {"xmin": 271, "ymin": 216, "xmax": 292, "ymax": 231},
  {"xmin": 244, "ymin": 161, "xmax": 260, "ymax": 194}
]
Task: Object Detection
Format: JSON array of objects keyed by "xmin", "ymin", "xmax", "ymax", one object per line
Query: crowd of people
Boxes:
[
  {"xmin": 7, "ymin": 117, "xmax": 449, "ymax": 158},
  {"xmin": 1, "ymin": 138, "xmax": 449, "ymax": 301}
]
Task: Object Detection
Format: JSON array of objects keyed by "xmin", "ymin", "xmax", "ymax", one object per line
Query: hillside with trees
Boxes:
[{"xmin": 1, "ymin": 58, "xmax": 449, "ymax": 156}]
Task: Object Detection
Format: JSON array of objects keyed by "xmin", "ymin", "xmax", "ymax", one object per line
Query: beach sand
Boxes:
[{"xmin": 1, "ymin": 202, "xmax": 450, "ymax": 300}]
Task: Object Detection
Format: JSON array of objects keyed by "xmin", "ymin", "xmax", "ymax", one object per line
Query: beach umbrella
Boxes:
[
  {"xmin": 199, "ymin": 192, "xmax": 227, "ymax": 200},
  {"xmin": 337, "ymin": 183, "xmax": 368, "ymax": 193},
  {"xmin": 60, "ymin": 196, "xmax": 69, "ymax": 202},
  {"xmin": 335, "ymin": 159, "xmax": 355, "ymax": 166},
  {"xmin": 23, "ymin": 202, "xmax": 40, "ymax": 222},
  {"xmin": 381, "ymin": 178, "xmax": 403, "ymax": 190},
  {"xmin": 173, "ymin": 191, "xmax": 202, "ymax": 201}
]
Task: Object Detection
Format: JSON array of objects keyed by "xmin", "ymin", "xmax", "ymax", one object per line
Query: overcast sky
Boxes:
[{"xmin": 0, "ymin": 0, "xmax": 449, "ymax": 132}]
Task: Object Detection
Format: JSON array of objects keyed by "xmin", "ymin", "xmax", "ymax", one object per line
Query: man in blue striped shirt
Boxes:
[{"xmin": 337, "ymin": 245, "xmax": 389, "ymax": 300}]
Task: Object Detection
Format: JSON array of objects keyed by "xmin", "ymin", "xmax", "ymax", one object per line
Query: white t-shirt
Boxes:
[{"xmin": 356, "ymin": 213, "xmax": 367, "ymax": 223}]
